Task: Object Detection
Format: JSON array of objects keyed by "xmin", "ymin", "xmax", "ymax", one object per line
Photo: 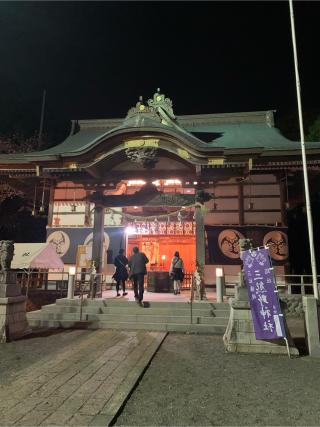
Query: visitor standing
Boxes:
[
  {"xmin": 128, "ymin": 246, "xmax": 149, "ymax": 306},
  {"xmin": 113, "ymin": 248, "xmax": 129, "ymax": 297},
  {"xmin": 169, "ymin": 251, "xmax": 184, "ymax": 295}
]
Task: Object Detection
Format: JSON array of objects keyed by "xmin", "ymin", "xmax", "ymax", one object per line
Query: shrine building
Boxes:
[{"xmin": 1, "ymin": 89, "xmax": 320, "ymax": 285}]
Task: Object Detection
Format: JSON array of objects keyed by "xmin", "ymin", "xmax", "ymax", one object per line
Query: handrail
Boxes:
[
  {"xmin": 222, "ymin": 273, "xmax": 320, "ymax": 297},
  {"xmin": 274, "ymin": 274, "xmax": 320, "ymax": 296},
  {"xmin": 190, "ymin": 275, "xmax": 195, "ymax": 325}
]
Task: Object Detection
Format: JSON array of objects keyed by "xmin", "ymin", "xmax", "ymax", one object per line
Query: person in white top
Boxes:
[{"xmin": 169, "ymin": 251, "xmax": 184, "ymax": 295}]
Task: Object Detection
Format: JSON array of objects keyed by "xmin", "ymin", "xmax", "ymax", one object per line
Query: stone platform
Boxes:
[{"xmin": 0, "ymin": 329, "xmax": 166, "ymax": 426}]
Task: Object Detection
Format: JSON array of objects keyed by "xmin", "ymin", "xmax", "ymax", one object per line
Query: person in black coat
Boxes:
[
  {"xmin": 113, "ymin": 248, "xmax": 129, "ymax": 297},
  {"xmin": 128, "ymin": 246, "xmax": 149, "ymax": 306}
]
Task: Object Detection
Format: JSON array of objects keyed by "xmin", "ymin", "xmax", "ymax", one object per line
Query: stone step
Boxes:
[
  {"xmin": 37, "ymin": 305, "xmax": 229, "ymax": 318},
  {"xmin": 92, "ymin": 314, "xmax": 229, "ymax": 325},
  {"xmin": 55, "ymin": 298, "xmax": 229, "ymax": 310},
  {"xmin": 27, "ymin": 299, "xmax": 230, "ymax": 335},
  {"xmin": 26, "ymin": 318, "xmax": 226, "ymax": 334},
  {"xmin": 99, "ymin": 306, "xmax": 230, "ymax": 315},
  {"xmin": 40, "ymin": 300, "xmax": 230, "ymax": 312},
  {"xmin": 27, "ymin": 311, "xmax": 229, "ymax": 326},
  {"xmin": 96, "ymin": 321, "xmax": 227, "ymax": 334},
  {"xmin": 41, "ymin": 305, "xmax": 100, "ymax": 314}
]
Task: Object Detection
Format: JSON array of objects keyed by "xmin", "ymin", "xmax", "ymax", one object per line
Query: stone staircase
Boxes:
[{"xmin": 27, "ymin": 298, "xmax": 230, "ymax": 335}]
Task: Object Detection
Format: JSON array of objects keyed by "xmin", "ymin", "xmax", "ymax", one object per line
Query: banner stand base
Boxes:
[{"xmin": 223, "ymin": 296, "xmax": 299, "ymax": 357}]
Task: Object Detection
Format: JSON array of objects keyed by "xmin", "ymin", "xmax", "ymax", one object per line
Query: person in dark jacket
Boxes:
[
  {"xmin": 113, "ymin": 248, "xmax": 129, "ymax": 297},
  {"xmin": 128, "ymin": 246, "xmax": 149, "ymax": 306}
]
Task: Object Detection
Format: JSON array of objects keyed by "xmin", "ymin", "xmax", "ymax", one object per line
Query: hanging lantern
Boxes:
[
  {"xmin": 71, "ymin": 190, "xmax": 77, "ymax": 212},
  {"xmin": 32, "ymin": 184, "xmax": 37, "ymax": 216},
  {"xmin": 39, "ymin": 179, "xmax": 46, "ymax": 214}
]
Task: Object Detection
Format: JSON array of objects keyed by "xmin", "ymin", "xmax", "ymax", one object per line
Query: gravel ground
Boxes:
[{"xmin": 114, "ymin": 331, "xmax": 320, "ymax": 427}]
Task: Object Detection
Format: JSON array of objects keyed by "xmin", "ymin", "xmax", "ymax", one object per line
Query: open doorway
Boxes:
[{"xmin": 127, "ymin": 234, "xmax": 196, "ymax": 272}]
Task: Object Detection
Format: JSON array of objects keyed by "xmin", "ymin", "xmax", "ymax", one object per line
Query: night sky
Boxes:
[{"xmin": 0, "ymin": 1, "xmax": 319, "ymax": 140}]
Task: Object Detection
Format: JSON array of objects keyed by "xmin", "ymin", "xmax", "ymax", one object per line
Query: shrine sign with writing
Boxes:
[{"xmin": 242, "ymin": 247, "xmax": 286, "ymax": 340}]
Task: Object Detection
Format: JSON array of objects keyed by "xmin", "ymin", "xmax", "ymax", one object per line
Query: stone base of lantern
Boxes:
[{"xmin": 0, "ymin": 271, "xmax": 32, "ymax": 343}]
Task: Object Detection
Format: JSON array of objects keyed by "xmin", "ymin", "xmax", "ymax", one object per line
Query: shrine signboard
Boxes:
[
  {"xmin": 76, "ymin": 245, "xmax": 92, "ymax": 269},
  {"xmin": 242, "ymin": 247, "xmax": 286, "ymax": 340}
]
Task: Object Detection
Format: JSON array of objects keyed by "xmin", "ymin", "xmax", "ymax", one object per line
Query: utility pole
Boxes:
[
  {"xmin": 289, "ymin": 0, "xmax": 319, "ymax": 299},
  {"xmin": 38, "ymin": 89, "xmax": 46, "ymax": 150}
]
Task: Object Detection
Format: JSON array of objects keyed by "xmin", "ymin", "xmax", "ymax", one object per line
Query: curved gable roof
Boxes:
[
  {"xmin": 1, "ymin": 89, "xmax": 320, "ymax": 163},
  {"xmin": 33, "ymin": 109, "xmax": 320, "ymax": 157}
]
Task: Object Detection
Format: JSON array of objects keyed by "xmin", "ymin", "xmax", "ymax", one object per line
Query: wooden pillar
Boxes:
[
  {"xmin": 238, "ymin": 183, "xmax": 244, "ymax": 226},
  {"xmin": 195, "ymin": 204, "xmax": 205, "ymax": 267},
  {"xmin": 84, "ymin": 192, "xmax": 92, "ymax": 227},
  {"xmin": 195, "ymin": 203, "xmax": 206, "ymax": 300},
  {"xmin": 47, "ymin": 182, "xmax": 55, "ymax": 227},
  {"xmin": 92, "ymin": 198, "xmax": 104, "ymax": 297}
]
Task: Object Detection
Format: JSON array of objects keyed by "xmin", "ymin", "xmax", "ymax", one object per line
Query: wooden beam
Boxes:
[{"xmin": 238, "ymin": 183, "xmax": 244, "ymax": 225}]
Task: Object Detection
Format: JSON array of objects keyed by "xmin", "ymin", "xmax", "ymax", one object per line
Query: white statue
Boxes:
[{"xmin": 193, "ymin": 266, "xmax": 202, "ymax": 301}]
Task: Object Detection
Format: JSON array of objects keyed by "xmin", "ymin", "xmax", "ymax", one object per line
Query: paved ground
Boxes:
[{"xmin": 0, "ymin": 329, "xmax": 165, "ymax": 426}]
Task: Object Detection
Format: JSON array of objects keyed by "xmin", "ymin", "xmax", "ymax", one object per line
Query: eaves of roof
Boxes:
[{"xmin": 1, "ymin": 111, "xmax": 320, "ymax": 163}]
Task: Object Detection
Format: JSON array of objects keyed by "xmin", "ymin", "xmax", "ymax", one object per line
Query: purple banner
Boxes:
[{"xmin": 242, "ymin": 247, "xmax": 286, "ymax": 340}]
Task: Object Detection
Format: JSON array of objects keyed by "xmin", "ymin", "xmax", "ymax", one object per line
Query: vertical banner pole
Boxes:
[{"xmin": 289, "ymin": 0, "xmax": 318, "ymax": 299}]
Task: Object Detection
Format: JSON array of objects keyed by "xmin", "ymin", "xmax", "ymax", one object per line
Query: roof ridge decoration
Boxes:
[
  {"xmin": 126, "ymin": 95, "xmax": 160, "ymax": 122},
  {"xmin": 125, "ymin": 89, "xmax": 177, "ymax": 127},
  {"xmin": 147, "ymin": 88, "xmax": 176, "ymax": 122}
]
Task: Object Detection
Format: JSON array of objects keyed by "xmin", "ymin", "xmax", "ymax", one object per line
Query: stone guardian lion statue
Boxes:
[{"xmin": 0, "ymin": 240, "xmax": 14, "ymax": 271}]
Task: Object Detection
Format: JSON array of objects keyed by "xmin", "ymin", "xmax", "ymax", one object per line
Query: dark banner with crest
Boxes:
[
  {"xmin": 205, "ymin": 225, "xmax": 289, "ymax": 265},
  {"xmin": 46, "ymin": 227, "xmax": 125, "ymax": 264}
]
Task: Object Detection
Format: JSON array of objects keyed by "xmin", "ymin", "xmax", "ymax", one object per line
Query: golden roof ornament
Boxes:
[
  {"xmin": 126, "ymin": 95, "xmax": 159, "ymax": 120},
  {"xmin": 148, "ymin": 88, "xmax": 175, "ymax": 119},
  {"xmin": 125, "ymin": 90, "xmax": 176, "ymax": 126}
]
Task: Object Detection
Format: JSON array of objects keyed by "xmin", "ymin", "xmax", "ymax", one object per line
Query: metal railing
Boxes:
[
  {"xmin": 16, "ymin": 271, "xmax": 69, "ymax": 293},
  {"xmin": 10, "ymin": 270, "xmax": 320, "ymax": 298},
  {"xmin": 274, "ymin": 275, "xmax": 320, "ymax": 296},
  {"xmin": 223, "ymin": 274, "xmax": 320, "ymax": 297},
  {"xmin": 181, "ymin": 272, "xmax": 193, "ymax": 290},
  {"xmin": 117, "ymin": 271, "xmax": 194, "ymax": 291}
]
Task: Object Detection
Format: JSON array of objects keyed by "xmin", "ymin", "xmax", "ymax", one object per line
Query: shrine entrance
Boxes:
[
  {"xmin": 90, "ymin": 183, "xmax": 201, "ymax": 293},
  {"xmin": 127, "ymin": 234, "xmax": 196, "ymax": 272},
  {"xmin": 123, "ymin": 214, "xmax": 196, "ymax": 291}
]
